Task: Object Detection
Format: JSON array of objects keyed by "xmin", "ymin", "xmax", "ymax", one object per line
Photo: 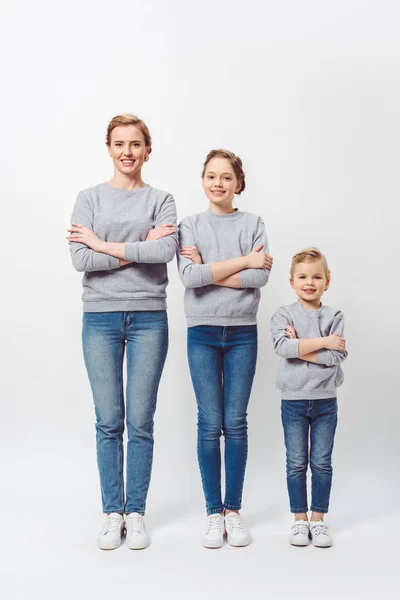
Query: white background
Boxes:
[{"xmin": 1, "ymin": 1, "xmax": 399, "ymax": 598}]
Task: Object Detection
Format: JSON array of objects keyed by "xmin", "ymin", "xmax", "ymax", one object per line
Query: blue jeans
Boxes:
[
  {"xmin": 281, "ymin": 398, "xmax": 338, "ymax": 514},
  {"xmin": 187, "ymin": 325, "xmax": 258, "ymax": 515},
  {"xmin": 82, "ymin": 311, "xmax": 168, "ymax": 515}
]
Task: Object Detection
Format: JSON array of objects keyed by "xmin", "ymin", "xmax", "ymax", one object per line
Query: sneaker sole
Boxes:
[
  {"xmin": 289, "ymin": 539, "xmax": 309, "ymax": 547},
  {"xmin": 227, "ymin": 537, "xmax": 250, "ymax": 547},
  {"xmin": 127, "ymin": 540, "xmax": 149, "ymax": 550},
  {"xmin": 201, "ymin": 537, "xmax": 223, "ymax": 549},
  {"xmin": 97, "ymin": 540, "xmax": 121, "ymax": 550}
]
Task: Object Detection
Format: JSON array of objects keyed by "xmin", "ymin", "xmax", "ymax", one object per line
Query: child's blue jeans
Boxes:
[{"xmin": 281, "ymin": 398, "xmax": 338, "ymax": 514}]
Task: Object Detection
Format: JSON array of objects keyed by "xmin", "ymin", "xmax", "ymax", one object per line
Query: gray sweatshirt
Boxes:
[
  {"xmin": 177, "ymin": 209, "xmax": 270, "ymax": 326},
  {"xmin": 70, "ymin": 183, "xmax": 178, "ymax": 312},
  {"xmin": 270, "ymin": 300, "xmax": 347, "ymax": 400}
]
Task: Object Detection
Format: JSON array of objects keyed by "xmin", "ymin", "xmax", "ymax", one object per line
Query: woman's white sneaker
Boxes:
[
  {"xmin": 224, "ymin": 513, "xmax": 250, "ymax": 547},
  {"xmin": 310, "ymin": 520, "xmax": 332, "ymax": 547},
  {"xmin": 201, "ymin": 513, "xmax": 225, "ymax": 548},
  {"xmin": 289, "ymin": 520, "xmax": 310, "ymax": 546},
  {"xmin": 125, "ymin": 513, "xmax": 149, "ymax": 549},
  {"xmin": 97, "ymin": 513, "xmax": 124, "ymax": 550}
]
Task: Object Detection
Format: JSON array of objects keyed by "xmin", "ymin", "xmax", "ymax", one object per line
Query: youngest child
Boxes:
[{"xmin": 270, "ymin": 248, "xmax": 347, "ymax": 547}]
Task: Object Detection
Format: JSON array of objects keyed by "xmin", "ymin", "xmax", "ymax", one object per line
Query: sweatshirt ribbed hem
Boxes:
[
  {"xmin": 187, "ymin": 314, "xmax": 257, "ymax": 327},
  {"xmin": 281, "ymin": 389, "xmax": 337, "ymax": 400},
  {"xmin": 83, "ymin": 297, "xmax": 167, "ymax": 312}
]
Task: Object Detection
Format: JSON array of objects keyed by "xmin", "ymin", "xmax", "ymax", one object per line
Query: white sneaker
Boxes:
[
  {"xmin": 224, "ymin": 513, "xmax": 250, "ymax": 547},
  {"xmin": 125, "ymin": 512, "xmax": 149, "ymax": 549},
  {"xmin": 310, "ymin": 520, "xmax": 332, "ymax": 547},
  {"xmin": 201, "ymin": 513, "xmax": 225, "ymax": 548},
  {"xmin": 289, "ymin": 520, "xmax": 310, "ymax": 546},
  {"xmin": 97, "ymin": 513, "xmax": 124, "ymax": 550}
]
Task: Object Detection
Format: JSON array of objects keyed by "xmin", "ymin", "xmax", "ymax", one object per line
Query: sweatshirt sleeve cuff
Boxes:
[
  {"xmin": 108, "ymin": 256, "xmax": 121, "ymax": 270},
  {"xmin": 286, "ymin": 339, "xmax": 300, "ymax": 358},
  {"xmin": 124, "ymin": 242, "xmax": 139, "ymax": 262},
  {"xmin": 201, "ymin": 264, "xmax": 213, "ymax": 286}
]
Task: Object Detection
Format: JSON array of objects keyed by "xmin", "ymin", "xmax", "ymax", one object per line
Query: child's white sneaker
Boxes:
[
  {"xmin": 201, "ymin": 513, "xmax": 225, "ymax": 548},
  {"xmin": 310, "ymin": 520, "xmax": 332, "ymax": 547},
  {"xmin": 289, "ymin": 520, "xmax": 310, "ymax": 546},
  {"xmin": 97, "ymin": 513, "xmax": 124, "ymax": 550},
  {"xmin": 224, "ymin": 512, "xmax": 250, "ymax": 547},
  {"xmin": 125, "ymin": 513, "xmax": 149, "ymax": 549}
]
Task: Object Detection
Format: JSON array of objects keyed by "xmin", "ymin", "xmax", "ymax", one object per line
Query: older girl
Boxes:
[{"xmin": 177, "ymin": 150, "xmax": 273, "ymax": 548}]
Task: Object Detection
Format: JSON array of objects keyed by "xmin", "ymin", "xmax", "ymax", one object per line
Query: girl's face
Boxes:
[
  {"xmin": 108, "ymin": 125, "xmax": 149, "ymax": 177},
  {"xmin": 202, "ymin": 157, "xmax": 241, "ymax": 207}
]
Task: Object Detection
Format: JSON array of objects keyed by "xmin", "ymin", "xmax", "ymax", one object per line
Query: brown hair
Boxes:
[
  {"xmin": 201, "ymin": 149, "xmax": 246, "ymax": 194},
  {"xmin": 290, "ymin": 248, "xmax": 331, "ymax": 280},
  {"xmin": 106, "ymin": 114, "xmax": 152, "ymax": 156}
]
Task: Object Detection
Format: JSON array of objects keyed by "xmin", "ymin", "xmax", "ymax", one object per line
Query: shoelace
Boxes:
[
  {"xmin": 225, "ymin": 513, "xmax": 246, "ymax": 532},
  {"xmin": 311, "ymin": 523, "xmax": 328, "ymax": 536},
  {"xmin": 292, "ymin": 523, "xmax": 309, "ymax": 536},
  {"xmin": 205, "ymin": 515, "xmax": 223, "ymax": 533},
  {"xmin": 126, "ymin": 515, "xmax": 143, "ymax": 535},
  {"xmin": 103, "ymin": 514, "xmax": 122, "ymax": 534}
]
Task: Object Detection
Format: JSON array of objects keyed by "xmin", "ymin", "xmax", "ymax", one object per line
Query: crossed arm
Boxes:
[
  {"xmin": 177, "ymin": 219, "xmax": 273, "ymax": 289},
  {"xmin": 271, "ymin": 309, "xmax": 348, "ymax": 366}
]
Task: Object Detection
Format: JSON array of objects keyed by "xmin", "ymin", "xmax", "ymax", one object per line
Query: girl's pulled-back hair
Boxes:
[
  {"xmin": 202, "ymin": 149, "xmax": 246, "ymax": 194},
  {"xmin": 106, "ymin": 114, "xmax": 152, "ymax": 155},
  {"xmin": 290, "ymin": 247, "xmax": 331, "ymax": 280}
]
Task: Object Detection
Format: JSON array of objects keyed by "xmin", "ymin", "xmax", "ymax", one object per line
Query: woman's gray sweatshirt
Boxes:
[
  {"xmin": 69, "ymin": 183, "xmax": 178, "ymax": 312},
  {"xmin": 270, "ymin": 300, "xmax": 348, "ymax": 400},
  {"xmin": 177, "ymin": 209, "xmax": 270, "ymax": 326}
]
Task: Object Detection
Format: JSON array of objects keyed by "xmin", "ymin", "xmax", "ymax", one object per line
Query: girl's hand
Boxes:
[
  {"xmin": 285, "ymin": 325, "xmax": 297, "ymax": 339},
  {"xmin": 180, "ymin": 246, "xmax": 203, "ymax": 264},
  {"xmin": 67, "ymin": 223, "xmax": 105, "ymax": 252},
  {"xmin": 325, "ymin": 334, "xmax": 346, "ymax": 351},
  {"xmin": 146, "ymin": 224, "xmax": 176, "ymax": 241},
  {"xmin": 246, "ymin": 245, "xmax": 274, "ymax": 270}
]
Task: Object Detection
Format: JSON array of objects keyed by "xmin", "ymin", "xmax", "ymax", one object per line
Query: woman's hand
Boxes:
[
  {"xmin": 285, "ymin": 325, "xmax": 297, "ymax": 339},
  {"xmin": 246, "ymin": 245, "xmax": 273, "ymax": 270},
  {"xmin": 67, "ymin": 223, "xmax": 105, "ymax": 252},
  {"xmin": 146, "ymin": 224, "xmax": 176, "ymax": 241},
  {"xmin": 325, "ymin": 334, "xmax": 346, "ymax": 351},
  {"xmin": 180, "ymin": 246, "xmax": 203, "ymax": 264}
]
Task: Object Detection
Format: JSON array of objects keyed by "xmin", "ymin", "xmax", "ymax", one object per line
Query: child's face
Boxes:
[
  {"xmin": 202, "ymin": 157, "xmax": 241, "ymax": 207},
  {"xmin": 290, "ymin": 260, "xmax": 329, "ymax": 307}
]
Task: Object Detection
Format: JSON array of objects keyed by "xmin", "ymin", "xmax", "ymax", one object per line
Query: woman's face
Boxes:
[
  {"xmin": 202, "ymin": 157, "xmax": 241, "ymax": 206},
  {"xmin": 108, "ymin": 125, "xmax": 149, "ymax": 177}
]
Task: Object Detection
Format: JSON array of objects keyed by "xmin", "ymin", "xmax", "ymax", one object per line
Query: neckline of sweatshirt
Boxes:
[
  {"xmin": 205, "ymin": 208, "xmax": 242, "ymax": 221},
  {"xmin": 102, "ymin": 182, "xmax": 151, "ymax": 196}
]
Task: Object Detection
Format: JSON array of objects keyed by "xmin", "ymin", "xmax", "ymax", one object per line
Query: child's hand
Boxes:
[
  {"xmin": 146, "ymin": 224, "xmax": 176, "ymax": 241},
  {"xmin": 325, "ymin": 334, "xmax": 346, "ymax": 351},
  {"xmin": 246, "ymin": 245, "xmax": 273, "ymax": 270},
  {"xmin": 285, "ymin": 325, "xmax": 297, "ymax": 339},
  {"xmin": 180, "ymin": 246, "xmax": 203, "ymax": 264}
]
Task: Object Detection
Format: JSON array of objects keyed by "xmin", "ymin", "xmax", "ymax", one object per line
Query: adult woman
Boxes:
[
  {"xmin": 177, "ymin": 149, "xmax": 273, "ymax": 548},
  {"xmin": 68, "ymin": 114, "xmax": 177, "ymax": 550}
]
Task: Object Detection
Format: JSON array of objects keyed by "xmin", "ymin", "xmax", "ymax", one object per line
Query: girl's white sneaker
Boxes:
[
  {"xmin": 201, "ymin": 513, "xmax": 225, "ymax": 548},
  {"xmin": 125, "ymin": 513, "xmax": 149, "ymax": 549},
  {"xmin": 289, "ymin": 520, "xmax": 310, "ymax": 546},
  {"xmin": 224, "ymin": 513, "xmax": 250, "ymax": 547},
  {"xmin": 310, "ymin": 520, "xmax": 332, "ymax": 547},
  {"xmin": 97, "ymin": 513, "xmax": 124, "ymax": 550}
]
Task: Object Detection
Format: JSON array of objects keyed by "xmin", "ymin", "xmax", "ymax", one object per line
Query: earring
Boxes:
[{"xmin": 144, "ymin": 156, "xmax": 149, "ymax": 162}]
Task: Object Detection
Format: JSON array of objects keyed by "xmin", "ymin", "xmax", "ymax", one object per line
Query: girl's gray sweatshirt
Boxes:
[
  {"xmin": 270, "ymin": 300, "xmax": 348, "ymax": 400},
  {"xmin": 69, "ymin": 183, "xmax": 178, "ymax": 312},
  {"xmin": 177, "ymin": 209, "xmax": 270, "ymax": 326}
]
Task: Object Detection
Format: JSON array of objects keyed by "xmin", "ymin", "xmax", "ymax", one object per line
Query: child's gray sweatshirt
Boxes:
[
  {"xmin": 270, "ymin": 300, "xmax": 347, "ymax": 400},
  {"xmin": 69, "ymin": 183, "xmax": 178, "ymax": 312},
  {"xmin": 177, "ymin": 209, "xmax": 270, "ymax": 326}
]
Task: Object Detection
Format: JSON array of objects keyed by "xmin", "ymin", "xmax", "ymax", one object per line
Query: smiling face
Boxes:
[
  {"xmin": 107, "ymin": 124, "xmax": 150, "ymax": 178},
  {"xmin": 202, "ymin": 157, "xmax": 242, "ymax": 210},
  {"xmin": 290, "ymin": 260, "xmax": 330, "ymax": 308}
]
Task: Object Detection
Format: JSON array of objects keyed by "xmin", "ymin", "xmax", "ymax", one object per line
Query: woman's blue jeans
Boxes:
[
  {"xmin": 281, "ymin": 398, "xmax": 338, "ymax": 514},
  {"xmin": 187, "ymin": 325, "xmax": 258, "ymax": 515},
  {"xmin": 82, "ymin": 311, "xmax": 168, "ymax": 515}
]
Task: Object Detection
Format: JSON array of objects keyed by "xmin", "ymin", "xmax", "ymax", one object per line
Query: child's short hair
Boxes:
[{"xmin": 290, "ymin": 248, "xmax": 331, "ymax": 280}]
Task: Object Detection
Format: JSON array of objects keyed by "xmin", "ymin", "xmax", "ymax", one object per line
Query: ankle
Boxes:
[{"xmin": 294, "ymin": 513, "xmax": 308, "ymax": 522}]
